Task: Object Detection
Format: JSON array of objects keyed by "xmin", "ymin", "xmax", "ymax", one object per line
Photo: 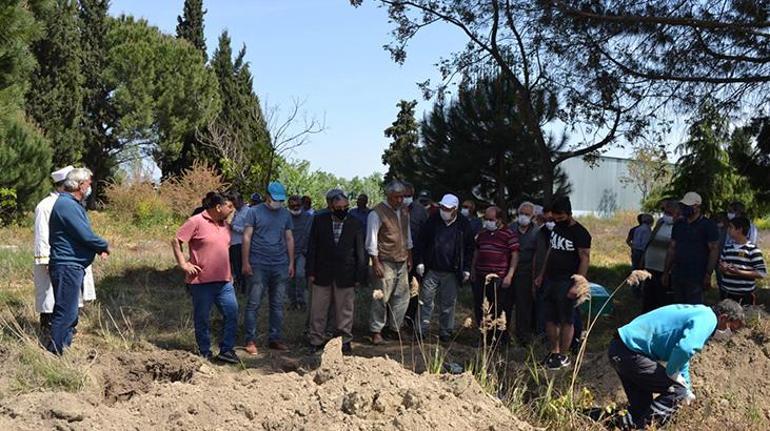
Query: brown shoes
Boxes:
[
  {"xmin": 244, "ymin": 341, "xmax": 258, "ymax": 356},
  {"xmin": 268, "ymin": 341, "xmax": 290, "ymax": 351},
  {"xmin": 371, "ymin": 333, "xmax": 384, "ymax": 345}
]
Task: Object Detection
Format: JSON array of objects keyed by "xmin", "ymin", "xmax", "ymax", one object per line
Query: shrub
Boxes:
[
  {"xmin": 104, "ymin": 181, "xmax": 171, "ymax": 226},
  {"xmin": 160, "ymin": 161, "xmax": 228, "ymax": 219}
]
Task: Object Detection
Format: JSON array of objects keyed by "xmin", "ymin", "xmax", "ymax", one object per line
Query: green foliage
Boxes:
[
  {"xmin": 729, "ymin": 117, "xmax": 770, "ymax": 215},
  {"xmin": 620, "ymin": 143, "xmax": 672, "ymax": 205},
  {"xmin": 175, "ymin": 0, "xmax": 207, "ymax": 61},
  {"xmin": 382, "ymin": 99, "xmax": 419, "ymax": 183},
  {"xmin": 26, "ymin": 0, "xmax": 85, "ymax": 168},
  {"xmin": 277, "ymin": 159, "xmax": 384, "ymax": 207},
  {"xmin": 106, "ymin": 15, "xmax": 221, "ymax": 177},
  {"xmin": 663, "ymin": 102, "xmax": 755, "ymax": 215},
  {"xmin": 0, "ymin": 0, "xmax": 43, "ymax": 113},
  {"xmin": 396, "ymin": 75, "xmax": 570, "ymax": 210},
  {"xmin": 206, "ymin": 30, "xmax": 271, "ymax": 190}
]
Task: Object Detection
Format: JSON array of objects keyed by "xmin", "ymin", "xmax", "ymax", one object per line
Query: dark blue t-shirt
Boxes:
[
  {"xmin": 671, "ymin": 216, "xmax": 719, "ymax": 281},
  {"xmin": 245, "ymin": 203, "xmax": 293, "ymax": 266}
]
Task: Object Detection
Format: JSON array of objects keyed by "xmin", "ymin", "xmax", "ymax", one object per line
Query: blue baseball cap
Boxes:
[{"xmin": 267, "ymin": 181, "xmax": 287, "ymax": 201}]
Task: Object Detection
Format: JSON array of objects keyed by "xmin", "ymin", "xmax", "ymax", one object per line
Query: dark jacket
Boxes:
[
  {"xmin": 415, "ymin": 213, "xmax": 475, "ymax": 278},
  {"xmin": 49, "ymin": 192, "xmax": 109, "ymax": 267},
  {"xmin": 306, "ymin": 213, "xmax": 367, "ymax": 288}
]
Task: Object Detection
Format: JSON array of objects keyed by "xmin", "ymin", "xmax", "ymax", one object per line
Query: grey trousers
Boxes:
[
  {"xmin": 418, "ymin": 270, "xmax": 459, "ymax": 338},
  {"xmin": 309, "ymin": 283, "xmax": 354, "ymax": 346},
  {"xmin": 369, "ymin": 260, "xmax": 410, "ymax": 333}
]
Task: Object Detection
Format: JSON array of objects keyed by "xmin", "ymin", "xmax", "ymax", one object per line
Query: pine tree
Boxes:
[
  {"xmin": 382, "ymin": 100, "xmax": 419, "ymax": 183},
  {"xmin": 26, "ymin": 0, "xmax": 85, "ymax": 168},
  {"xmin": 729, "ymin": 117, "xmax": 770, "ymax": 214},
  {"xmin": 176, "ymin": 0, "xmax": 207, "ymax": 60},
  {"xmin": 79, "ymin": 0, "xmax": 120, "ymax": 202},
  {"xmin": 0, "ymin": 0, "xmax": 52, "ymax": 223},
  {"xmin": 665, "ymin": 101, "xmax": 755, "ymax": 215}
]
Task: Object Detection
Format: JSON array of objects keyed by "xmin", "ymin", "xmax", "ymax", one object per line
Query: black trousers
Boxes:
[
  {"xmin": 642, "ymin": 270, "xmax": 674, "ymax": 313},
  {"xmin": 229, "ymin": 245, "xmax": 244, "ymax": 292},
  {"xmin": 508, "ymin": 269, "xmax": 533, "ymax": 343},
  {"xmin": 608, "ymin": 337, "xmax": 688, "ymax": 429},
  {"xmin": 719, "ymin": 289, "xmax": 756, "ymax": 305}
]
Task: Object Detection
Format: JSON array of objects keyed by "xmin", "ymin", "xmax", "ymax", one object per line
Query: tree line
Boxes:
[{"xmin": 0, "ymin": 0, "xmax": 286, "ymax": 223}]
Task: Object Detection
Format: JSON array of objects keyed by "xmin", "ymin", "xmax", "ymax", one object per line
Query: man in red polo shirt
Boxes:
[{"xmin": 173, "ymin": 191, "xmax": 239, "ymax": 364}]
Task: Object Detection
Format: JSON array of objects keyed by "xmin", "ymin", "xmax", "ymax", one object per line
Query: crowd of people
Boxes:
[{"xmin": 32, "ymin": 165, "xmax": 765, "ymax": 430}]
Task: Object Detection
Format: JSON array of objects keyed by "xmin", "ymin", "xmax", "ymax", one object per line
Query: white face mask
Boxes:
[
  {"xmin": 662, "ymin": 215, "xmax": 674, "ymax": 224},
  {"xmin": 460, "ymin": 208, "xmax": 470, "ymax": 217},
  {"xmin": 269, "ymin": 201, "xmax": 283, "ymax": 210},
  {"xmin": 712, "ymin": 327, "xmax": 733, "ymax": 342},
  {"xmin": 403, "ymin": 197, "xmax": 414, "ymax": 206},
  {"xmin": 727, "ymin": 212, "xmax": 737, "ymax": 220},
  {"xmin": 545, "ymin": 221, "xmax": 555, "ymax": 231},
  {"xmin": 289, "ymin": 209, "xmax": 302, "ymax": 216},
  {"xmin": 440, "ymin": 209, "xmax": 455, "ymax": 222},
  {"xmin": 483, "ymin": 220, "xmax": 498, "ymax": 231},
  {"xmin": 517, "ymin": 214, "xmax": 531, "ymax": 226}
]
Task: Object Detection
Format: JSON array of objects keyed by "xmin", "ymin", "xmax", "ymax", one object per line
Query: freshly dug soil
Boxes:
[
  {"xmin": 579, "ymin": 307, "xmax": 770, "ymax": 430},
  {"xmin": 0, "ymin": 339, "xmax": 533, "ymax": 431}
]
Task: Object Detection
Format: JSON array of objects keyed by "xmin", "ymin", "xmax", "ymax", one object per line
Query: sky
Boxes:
[{"xmin": 109, "ymin": 0, "xmax": 469, "ymax": 179}]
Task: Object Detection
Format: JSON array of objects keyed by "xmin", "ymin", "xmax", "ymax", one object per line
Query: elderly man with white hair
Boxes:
[
  {"xmin": 507, "ymin": 201, "xmax": 540, "ymax": 344},
  {"xmin": 46, "ymin": 168, "xmax": 109, "ymax": 354},
  {"xmin": 366, "ymin": 180, "xmax": 413, "ymax": 345},
  {"xmin": 33, "ymin": 166, "xmax": 97, "ymax": 337}
]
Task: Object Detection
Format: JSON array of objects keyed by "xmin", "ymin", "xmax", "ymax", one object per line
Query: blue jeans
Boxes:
[
  {"xmin": 244, "ymin": 263, "xmax": 289, "ymax": 343},
  {"xmin": 287, "ymin": 254, "xmax": 307, "ymax": 306},
  {"xmin": 189, "ymin": 281, "xmax": 238, "ymax": 356},
  {"xmin": 47, "ymin": 264, "xmax": 85, "ymax": 355}
]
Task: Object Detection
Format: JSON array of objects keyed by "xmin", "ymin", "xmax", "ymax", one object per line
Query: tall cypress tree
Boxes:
[
  {"xmin": 26, "ymin": 0, "xmax": 85, "ymax": 168},
  {"xmin": 175, "ymin": 0, "xmax": 207, "ymax": 61},
  {"xmin": 209, "ymin": 31, "xmax": 270, "ymax": 190},
  {"xmin": 79, "ymin": 0, "xmax": 119, "ymax": 201},
  {"xmin": 382, "ymin": 100, "xmax": 419, "ymax": 183}
]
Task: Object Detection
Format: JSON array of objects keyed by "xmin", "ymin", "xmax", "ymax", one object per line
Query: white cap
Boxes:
[
  {"xmin": 680, "ymin": 192, "xmax": 702, "ymax": 206},
  {"xmin": 51, "ymin": 166, "xmax": 74, "ymax": 183},
  {"xmin": 438, "ymin": 194, "xmax": 459, "ymax": 209}
]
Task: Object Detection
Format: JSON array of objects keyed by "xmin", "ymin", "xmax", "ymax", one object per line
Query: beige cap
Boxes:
[
  {"xmin": 680, "ymin": 191, "xmax": 702, "ymax": 206},
  {"xmin": 50, "ymin": 166, "xmax": 74, "ymax": 183}
]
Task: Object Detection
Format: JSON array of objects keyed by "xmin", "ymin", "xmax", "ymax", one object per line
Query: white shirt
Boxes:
[
  {"xmin": 34, "ymin": 192, "xmax": 59, "ymax": 265},
  {"xmin": 365, "ymin": 203, "xmax": 413, "ymax": 257}
]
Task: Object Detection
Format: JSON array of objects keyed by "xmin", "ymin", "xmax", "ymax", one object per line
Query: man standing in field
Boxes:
[
  {"xmin": 535, "ymin": 197, "xmax": 591, "ymax": 370},
  {"xmin": 173, "ymin": 192, "xmax": 239, "ymax": 363},
  {"xmin": 287, "ymin": 195, "xmax": 313, "ymax": 311},
  {"xmin": 367, "ymin": 180, "xmax": 413, "ymax": 344},
  {"xmin": 46, "ymin": 168, "xmax": 109, "ymax": 354},
  {"xmin": 608, "ymin": 300, "xmax": 744, "ymax": 430},
  {"xmin": 663, "ymin": 192, "xmax": 720, "ymax": 305},
  {"xmin": 242, "ymin": 181, "xmax": 295, "ymax": 353}
]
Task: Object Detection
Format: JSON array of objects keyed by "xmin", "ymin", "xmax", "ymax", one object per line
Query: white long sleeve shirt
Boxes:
[
  {"xmin": 34, "ymin": 192, "xmax": 59, "ymax": 265},
  {"xmin": 365, "ymin": 203, "xmax": 413, "ymax": 257}
]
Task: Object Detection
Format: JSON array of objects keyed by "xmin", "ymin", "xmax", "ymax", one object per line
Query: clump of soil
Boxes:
[
  {"xmin": 580, "ymin": 307, "xmax": 770, "ymax": 430},
  {"xmin": 0, "ymin": 338, "xmax": 533, "ymax": 431}
]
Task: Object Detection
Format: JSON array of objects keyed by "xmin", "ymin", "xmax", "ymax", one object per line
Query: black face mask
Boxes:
[
  {"xmin": 681, "ymin": 204, "xmax": 695, "ymax": 218},
  {"xmin": 333, "ymin": 208, "xmax": 349, "ymax": 220},
  {"xmin": 555, "ymin": 219, "xmax": 570, "ymax": 228}
]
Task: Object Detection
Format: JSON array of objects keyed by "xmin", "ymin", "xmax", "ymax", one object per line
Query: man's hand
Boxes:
[
  {"xmin": 463, "ymin": 271, "xmax": 471, "ymax": 283},
  {"xmin": 308, "ymin": 275, "xmax": 315, "ymax": 285},
  {"xmin": 372, "ymin": 259, "xmax": 385, "ymax": 279},
  {"xmin": 684, "ymin": 390, "xmax": 696, "ymax": 406},
  {"xmin": 502, "ymin": 274, "xmax": 513, "ymax": 288},
  {"xmin": 416, "ymin": 264, "xmax": 425, "ymax": 277},
  {"xmin": 99, "ymin": 251, "xmax": 109, "ymax": 260},
  {"xmin": 407, "ymin": 255, "xmax": 413, "ymax": 272},
  {"xmin": 181, "ymin": 262, "xmax": 201, "ymax": 277},
  {"xmin": 242, "ymin": 262, "xmax": 253, "ymax": 276},
  {"xmin": 534, "ymin": 275, "xmax": 543, "ymax": 288},
  {"xmin": 288, "ymin": 262, "xmax": 295, "ymax": 279}
]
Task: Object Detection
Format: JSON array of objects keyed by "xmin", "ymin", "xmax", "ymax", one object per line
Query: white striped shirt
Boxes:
[{"xmin": 719, "ymin": 242, "xmax": 766, "ymax": 293}]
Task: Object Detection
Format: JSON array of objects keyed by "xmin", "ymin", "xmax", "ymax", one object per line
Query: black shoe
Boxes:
[
  {"xmin": 215, "ymin": 350, "xmax": 240, "ymax": 364},
  {"xmin": 546, "ymin": 353, "xmax": 564, "ymax": 370},
  {"xmin": 541, "ymin": 352, "xmax": 554, "ymax": 366},
  {"xmin": 342, "ymin": 342, "xmax": 353, "ymax": 356},
  {"xmin": 559, "ymin": 354, "xmax": 571, "ymax": 368}
]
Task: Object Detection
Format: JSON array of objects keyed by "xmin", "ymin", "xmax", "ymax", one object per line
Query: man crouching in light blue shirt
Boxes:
[{"xmin": 607, "ymin": 299, "xmax": 744, "ymax": 430}]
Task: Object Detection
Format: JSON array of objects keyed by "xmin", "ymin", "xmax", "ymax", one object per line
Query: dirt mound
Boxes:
[
  {"xmin": 0, "ymin": 339, "xmax": 533, "ymax": 431},
  {"xmin": 580, "ymin": 307, "xmax": 770, "ymax": 430}
]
